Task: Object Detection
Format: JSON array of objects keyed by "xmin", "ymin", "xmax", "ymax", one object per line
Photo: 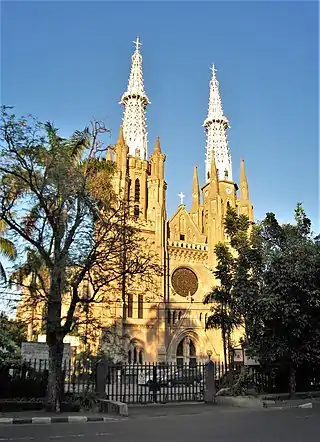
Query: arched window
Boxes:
[
  {"xmin": 178, "ymin": 311, "xmax": 182, "ymax": 321},
  {"xmin": 127, "ymin": 179, "xmax": 131, "ymax": 202},
  {"xmin": 134, "ymin": 205, "xmax": 139, "ymax": 218},
  {"xmin": 128, "ymin": 350, "xmax": 132, "ymax": 364},
  {"xmin": 134, "ymin": 178, "xmax": 140, "ymax": 203},
  {"xmin": 127, "ymin": 294, "xmax": 133, "ymax": 318},
  {"xmin": 207, "ymin": 171, "xmax": 210, "ymax": 180},
  {"xmin": 139, "ymin": 350, "xmax": 143, "ymax": 364},
  {"xmin": 205, "ymin": 313, "xmax": 208, "ymax": 328},
  {"xmin": 176, "ymin": 339, "xmax": 184, "ymax": 366},
  {"xmin": 133, "ymin": 347, "xmax": 137, "ymax": 364},
  {"xmin": 199, "ymin": 312, "xmax": 202, "ymax": 322},
  {"xmin": 138, "ymin": 295, "xmax": 143, "ymax": 319},
  {"xmin": 227, "ymin": 201, "xmax": 230, "ymax": 207},
  {"xmin": 167, "ymin": 309, "xmax": 171, "ymax": 324},
  {"xmin": 172, "ymin": 311, "xmax": 176, "ymax": 324}
]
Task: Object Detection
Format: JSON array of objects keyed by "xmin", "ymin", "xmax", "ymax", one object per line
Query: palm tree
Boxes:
[{"xmin": 0, "ymin": 219, "xmax": 17, "ymax": 282}]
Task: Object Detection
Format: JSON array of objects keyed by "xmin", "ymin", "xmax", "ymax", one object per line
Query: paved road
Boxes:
[{"xmin": 0, "ymin": 405, "xmax": 319, "ymax": 441}]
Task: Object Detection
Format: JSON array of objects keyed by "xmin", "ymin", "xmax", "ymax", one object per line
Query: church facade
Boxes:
[{"xmin": 105, "ymin": 38, "xmax": 254, "ymax": 365}]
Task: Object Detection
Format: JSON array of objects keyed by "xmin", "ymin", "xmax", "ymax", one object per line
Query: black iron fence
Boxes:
[
  {"xmin": 0, "ymin": 358, "xmax": 97, "ymax": 400},
  {"xmin": 103, "ymin": 363, "xmax": 206, "ymax": 404},
  {"xmin": 1, "ymin": 359, "xmax": 320, "ymax": 402}
]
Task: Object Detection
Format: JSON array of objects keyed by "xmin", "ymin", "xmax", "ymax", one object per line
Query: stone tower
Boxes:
[
  {"xmin": 166, "ymin": 65, "xmax": 254, "ymax": 364},
  {"xmin": 113, "ymin": 38, "xmax": 168, "ymax": 363}
]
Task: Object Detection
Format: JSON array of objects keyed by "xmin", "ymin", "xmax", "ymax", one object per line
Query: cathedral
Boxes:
[
  {"xmin": 17, "ymin": 37, "xmax": 254, "ymax": 365},
  {"xmin": 105, "ymin": 38, "xmax": 254, "ymax": 365}
]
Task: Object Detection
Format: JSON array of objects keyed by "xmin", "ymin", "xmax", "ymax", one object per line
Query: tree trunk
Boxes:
[
  {"xmin": 46, "ymin": 267, "xmax": 64, "ymax": 412},
  {"xmin": 221, "ymin": 325, "xmax": 228, "ymax": 368},
  {"xmin": 47, "ymin": 340, "xmax": 64, "ymax": 412},
  {"xmin": 289, "ymin": 365, "xmax": 296, "ymax": 397}
]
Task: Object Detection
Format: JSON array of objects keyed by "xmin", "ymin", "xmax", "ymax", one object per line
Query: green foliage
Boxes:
[
  {"xmin": 223, "ymin": 203, "xmax": 320, "ymax": 393},
  {"xmin": 204, "ymin": 237, "xmax": 242, "ymax": 366},
  {"xmin": 0, "ymin": 219, "xmax": 17, "ymax": 282},
  {"xmin": 0, "ymin": 106, "xmax": 162, "ymax": 410},
  {"xmin": 0, "ymin": 313, "xmax": 26, "ymax": 364}
]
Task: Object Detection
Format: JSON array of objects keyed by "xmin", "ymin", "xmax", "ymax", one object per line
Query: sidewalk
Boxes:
[
  {"xmin": 0, "ymin": 410, "xmax": 122, "ymax": 425},
  {"xmin": 128, "ymin": 402, "xmax": 215, "ymax": 418}
]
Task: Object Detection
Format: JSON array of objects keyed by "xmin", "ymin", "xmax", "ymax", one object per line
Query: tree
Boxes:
[
  {"xmin": 0, "ymin": 313, "xmax": 26, "ymax": 364},
  {"xmin": 225, "ymin": 204, "xmax": 320, "ymax": 395},
  {"xmin": 204, "ymin": 242, "xmax": 241, "ymax": 367},
  {"xmin": 0, "ymin": 106, "xmax": 162, "ymax": 411},
  {"xmin": 0, "ymin": 219, "xmax": 17, "ymax": 282}
]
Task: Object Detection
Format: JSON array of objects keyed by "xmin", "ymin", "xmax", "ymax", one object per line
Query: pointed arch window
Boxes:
[
  {"xmin": 172, "ymin": 311, "xmax": 176, "ymax": 324},
  {"xmin": 127, "ymin": 179, "xmax": 131, "ymax": 202},
  {"xmin": 134, "ymin": 178, "xmax": 140, "ymax": 203},
  {"xmin": 127, "ymin": 294, "xmax": 133, "ymax": 318},
  {"xmin": 138, "ymin": 294, "xmax": 143, "ymax": 319}
]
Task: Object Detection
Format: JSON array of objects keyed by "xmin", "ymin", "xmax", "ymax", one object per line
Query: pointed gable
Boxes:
[{"xmin": 169, "ymin": 205, "xmax": 204, "ymax": 243}]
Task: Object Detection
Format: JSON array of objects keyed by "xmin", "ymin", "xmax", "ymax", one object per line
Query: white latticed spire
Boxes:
[
  {"xmin": 120, "ymin": 37, "xmax": 150, "ymax": 160},
  {"xmin": 203, "ymin": 64, "xmax": 232, "ymax": 182}
]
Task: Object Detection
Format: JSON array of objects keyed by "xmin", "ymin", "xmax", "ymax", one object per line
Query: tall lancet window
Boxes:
[
  {"xmin": 134, "ymin": 178, "xmax": 140, "ymax": 217},
  {"xmin": 134, "ymin": 179, "xmax": 140, "ymax": 202}
]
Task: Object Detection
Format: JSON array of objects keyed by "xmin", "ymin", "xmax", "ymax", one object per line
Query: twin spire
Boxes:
[
  {"xmin": 203, "ymin": 64, "xmax": 232, "ymax": 183},
  {"xmin": 119, "ymin": 39, "xmax": 233, "ymax": 184},
  {"xmin": 120, "ymin": 37, "xmax": 150, "ymax": 161}
]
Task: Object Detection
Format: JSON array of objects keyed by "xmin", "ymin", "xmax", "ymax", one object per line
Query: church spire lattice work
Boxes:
[
  {"xmin": 203, "ymin": 64, "xmax": 232, "ymax": 182},
  {"xmin": 120, "ymin": 37, "xmax": 150, "ymax": 161}
]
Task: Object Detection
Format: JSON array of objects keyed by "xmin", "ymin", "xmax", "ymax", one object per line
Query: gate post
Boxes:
[
  {"xmin": 96, "ymin": 359, "xmax": 107, "ymax": 398},
  {"xmin": 204, "ymin": 360, "xmax": 216, "ymax": 403}
]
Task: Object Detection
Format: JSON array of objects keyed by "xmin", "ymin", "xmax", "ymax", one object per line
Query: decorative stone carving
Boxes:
[{"xmin": 171, "ymin": 267, "xmax": 198, "ymax": 297}]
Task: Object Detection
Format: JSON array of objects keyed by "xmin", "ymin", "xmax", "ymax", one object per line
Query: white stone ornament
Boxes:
[
  {"xmin": 120, "ymin": 37, "xmax": 150, "ymax": 161},
  {"xmin": 203, "ymin": 64, "xmax": 232, "ymax": 183}
]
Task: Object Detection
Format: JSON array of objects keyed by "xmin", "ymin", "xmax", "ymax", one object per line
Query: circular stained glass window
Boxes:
[{"xmin": 171, "ymin": 267, "xmax": 198, "ymax": 297}]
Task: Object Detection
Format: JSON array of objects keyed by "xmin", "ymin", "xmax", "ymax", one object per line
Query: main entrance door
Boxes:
[{"xmin": 176, "ymin": 337, "xmax": 196, "ymax": 367}]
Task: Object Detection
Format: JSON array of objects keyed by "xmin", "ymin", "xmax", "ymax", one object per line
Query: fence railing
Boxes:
[
  {"xmin": 0, "ymin": 358, "xmax": 97, "ymax": 399},
  {"xmin": 1, "ymin": 359, "xmax": 320, "ymax": 402},
  {"xmin": 101, "ymin": 362, "xmax": 207, "ymax": 404}
]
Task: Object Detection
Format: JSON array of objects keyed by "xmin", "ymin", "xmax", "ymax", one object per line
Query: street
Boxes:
[{"xmin": 0, "ymin": 405, "xmax": 319, "ymax": 442}]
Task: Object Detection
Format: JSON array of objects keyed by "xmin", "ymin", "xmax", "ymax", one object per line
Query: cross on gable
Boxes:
[{"xmin": 178, "ymin": 192, "xmax": 185, "ymax": 205}]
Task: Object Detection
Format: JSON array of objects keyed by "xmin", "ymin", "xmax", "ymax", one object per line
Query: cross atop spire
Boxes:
[
  {"xmin": 120, "ymin": 37, "xmax": 150, "ymax": 160},
  {"xmin": 203, "ymin": 64, "xmax": 232, "ymax": 183},
  {"xmin": 133, "ymin": 37, "xmax": 142, "ymax": 52}
]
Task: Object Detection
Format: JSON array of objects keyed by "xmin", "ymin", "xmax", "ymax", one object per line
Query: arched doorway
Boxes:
[{"xmin": 176, "ymin": 337, "xmax": 197, "ymax": 367}]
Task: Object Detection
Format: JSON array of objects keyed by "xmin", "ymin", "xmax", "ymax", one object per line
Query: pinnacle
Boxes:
[
  {"xmin": 106, "ymin": 146, "xmax": 113, "ymax": 162},
  {"xmin": 117, "ymin": 126, "xmax": 125, "ymax": 146},
  {"xmin": 210, "ymin": 151, "xmax": 218, "ymax": 179},
  {"xmin": 154, "ymin": 136, "xmax": 161, "ymax": 153}
]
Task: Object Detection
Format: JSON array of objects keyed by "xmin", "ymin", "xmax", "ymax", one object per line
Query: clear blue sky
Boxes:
[{"xmin": 2, "ymin": 1, "xmax": 319, "ymax": 231}]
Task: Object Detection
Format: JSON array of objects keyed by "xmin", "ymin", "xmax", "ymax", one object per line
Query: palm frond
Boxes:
[
  {"xmin": 0, "ymin": 262, "xmax": 7, "ymax": 282},
  {"xmin": 0, "ymin": 219, "xmax": 8, "ymax": 235},
  {"xmin": 0, "ymin": 237, "xmax": 17, "ymax": 260}
]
